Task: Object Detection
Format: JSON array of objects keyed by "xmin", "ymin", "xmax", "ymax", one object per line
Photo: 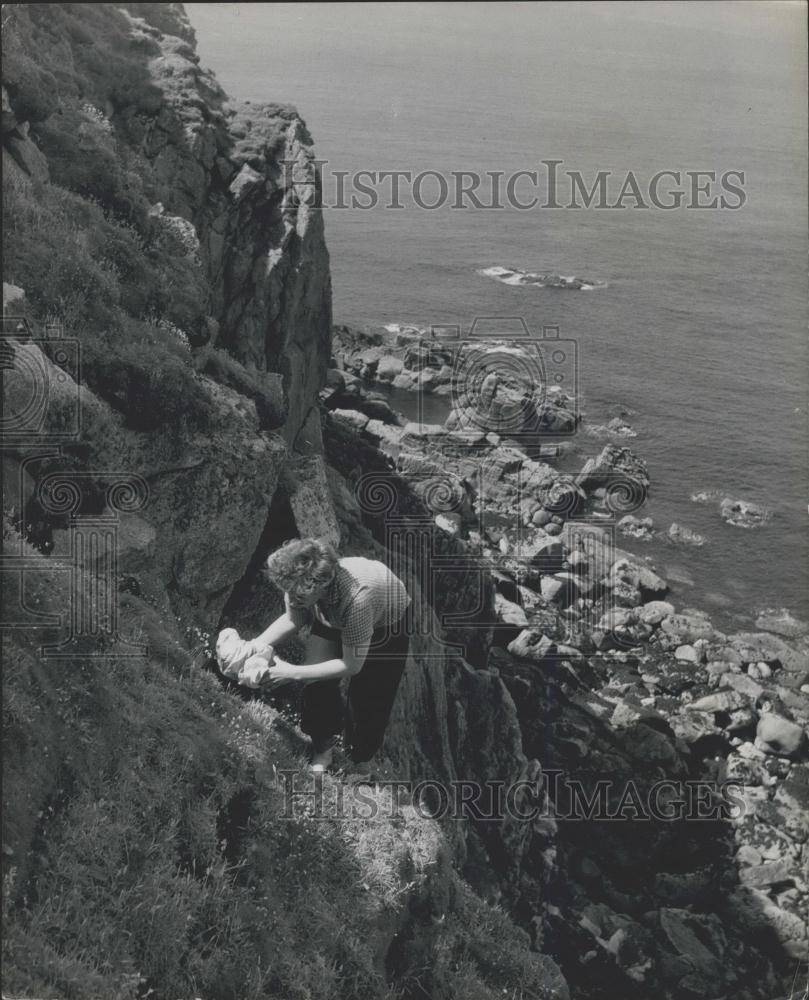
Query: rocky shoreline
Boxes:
[
  {"xmin": 4, "ymin": 4, "xmax": 806, "ymax": 998},
  {"xmin": 324, "ymin": 322, "xmax": 809, "ymax": 998}
]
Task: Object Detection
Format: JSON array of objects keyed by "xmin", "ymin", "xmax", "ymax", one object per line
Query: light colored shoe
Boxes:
[{"xmin": 310, "ymin": 738, "xmax": 335, "ymax": 774}]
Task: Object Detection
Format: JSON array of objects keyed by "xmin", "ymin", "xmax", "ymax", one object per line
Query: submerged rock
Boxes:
[
  {"xmin": 755, "ymin": 608, "xmax": 809, "ymax": 639},
  {"xmin": 667, "ymin": 522, "xmax": 706, "ymax": 547},
  {"xmin": 720, "ymin": 497, "xmax": 771, "ymax": 529},
  {"xmin": 618, "ymin": 514, "xmax": 654, "ymax": 540}
]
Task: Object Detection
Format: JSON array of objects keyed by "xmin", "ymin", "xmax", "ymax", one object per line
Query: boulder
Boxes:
[
  {"xmin": 657, "ymin": 909, "xmax": 725, "ymax": 980},
  {"xmin": 402, "ymin": 421, "xmax": 447, "ymax": 442},
  {"xmin": 623, "ymin": 721, "xmax": 683, "ymax": 770},
  {"xmin": 518, "ymin": 459, "xmax": 559, "ymax": 495},
  {"xmin": 403, "ymin": 342, "xmax": 452, "ymax": 371},
  {"xmin": 605, "ymin": 557, "xmax": 668, "ymax": 602},
  {"xmin": 689, "ymin": 690, "xmax": 749, "ymax": 713},
  {"xmin": 535, "ymin": 402, "xmax": 579, "ymax": 434},
  {"xmin": 729, "ymin": 632, "xmax": 807, "ymax": 675},
  {"xmin": 567, "ymin": 549, "xmax": 590, "ymax": 574},
  {"xmin": 540, "ymin": 576, "xmax": 568, "ymax": 604},
  {"xmin": 755, "ymin": 714, "xmax": 806, "ymax": 758},
  {"xmin": 330, "ymin": 408, "xmax": 370, "ymax": 432},
  {"xmin": 638, "ymin": 601, "xmax": 676, "ymax": 626},
  {"xmin": 376, "ymin": 355, "xmax": 404, "ymax": 381},
  {"xmin": 721, "ymin": 672, "xmax": 764, "ymax": 702},
  {"xmin": 610, "ymin": 701, "xmax": 663, "ymax": 728},
  {"xmin": 726, "ymin": 753, "xmax": 772, "ymax": 788},
  {"xmin": 508, "ymin": 630, "xmax": 557, "ymax": 663},
  {"xmin": 519, "ymin": 498, "xmax": 541, "ymax": 525},
  {"xmin": 726, "ymin": 886, "xmax": 808, "ymax": 959},
  {"xmin": 724, "ymin": 706, "xmax": 758, "ymax": 733},
  {"xmin": 738, "ymin": 861, "xmax": 793, "ymax": 889},
  {"xmin": 521, "ymin": 535, "xmax": 567, "ymax": 577},
  {"xmin": 435, "ymin": 512, "xmax": 462, "ymax": 536},
  {"xmin": 319, "ymin": 367, "xmax": 346, "ymax": 404},
  {"xmin": 748, "ymin": 661, "xmax": 772, "ymax": 681},
  {"xmin": 363, "ymin": 419, "xmax": 407, "ymax": 451},
  {"xmin": 532, "ymin": 507, "xmax": 555, "ymax": 527},
  {"xmin": 539, "ymin": 481, "xmax": 586, "ymax": 520},
  {"xmin": 660, "ymin": 614, "xmax": 714, "ymax": 645},
  {"xmin": 392, "ymin": 371, "xmax": 416, "ymax": 390},
  {"xmin": 575, "ymin": 444, "xmax": 650, "ymax": 497},
  {"xmin": 495, "ymin": 593, "xmax": 529, "ymax": 628},
  {"xmin": 672, "ymin": 712, "xmax": 721, "ymax": 745},
  {"xmin": 357, "ymin": 347, "xmax": 385, "ymax": 378},
  {"xmin": 598, "ymin": 608, "xmax": 636, "ymax": 632},
  {"xmin": 701, "ymin": 640, "xmax": 742, "ymax": 666},
  {"xmin": 358, "ymin": 396, "xmax": 401, "ymax": 424},
  {"xmin": 766, "ymin": 765, "xmax": 809, "ymax": 840}
]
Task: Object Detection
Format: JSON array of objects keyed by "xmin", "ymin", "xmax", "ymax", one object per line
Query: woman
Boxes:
[{"xmin": 246, "ymin": 538, "xmax": 411, "ymax": 774}]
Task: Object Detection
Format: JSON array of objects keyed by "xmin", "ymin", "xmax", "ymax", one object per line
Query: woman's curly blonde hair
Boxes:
[{"xmin": 264, "ymin": 537, "xmax": 339, "ymax": 599}]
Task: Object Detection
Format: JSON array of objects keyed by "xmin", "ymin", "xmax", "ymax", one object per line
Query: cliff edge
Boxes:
[{"xmin": 2, "ymin": 5, "xmax": 568, "ymax": 1000}]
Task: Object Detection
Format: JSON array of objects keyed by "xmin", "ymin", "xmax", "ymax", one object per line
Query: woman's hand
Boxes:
[
  {"xmin": 238, "ymin": 658, "xmax": 271, "ymax": 689},
  {"xmin": 259, "ymin": 659, "xmax": 296, "ymax": 691},
  {"xmin": 249, "ymin": 639, "xmax": 275, "ymax": 663}
]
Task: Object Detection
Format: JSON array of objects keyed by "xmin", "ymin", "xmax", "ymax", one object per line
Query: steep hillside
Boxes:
[
  {"xmin": 2, "ymin": 5, "xmax": 568, "ymax": 999},
  {"xmin": 4, "ymin": 6, "xmax": 806, "ymax": 1000}
]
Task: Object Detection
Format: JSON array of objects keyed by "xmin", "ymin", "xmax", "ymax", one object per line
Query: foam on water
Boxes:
[
  {"xmin": 190, "ymin": 2, "xmax": 809, "ymax": 626},
  {"xmin": 478, "ymin": 265, "xmax": 608, "ymax": 290}
]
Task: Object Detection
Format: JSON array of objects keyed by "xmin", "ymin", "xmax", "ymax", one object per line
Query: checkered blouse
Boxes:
[{"xmin": 284, "ymin": 556, "xmax": 410, "ymax": 647}]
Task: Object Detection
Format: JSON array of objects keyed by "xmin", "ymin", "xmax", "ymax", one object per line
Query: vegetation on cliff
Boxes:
[
  {"xmin": 3, "ymin": 4, "xmax": 218, "ymax": 431},
  {"xmin": 3, "ymin": 523, "xmax": 572, "ymax": 1000},
  {"xmin": 2, "ymin": 5, "xmax": 568, "ymax": 1000}
]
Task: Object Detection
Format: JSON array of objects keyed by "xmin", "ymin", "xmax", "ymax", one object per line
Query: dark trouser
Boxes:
[{"xmin": 300, "ymin": 618, "xmax": 410, "ymax": 763}]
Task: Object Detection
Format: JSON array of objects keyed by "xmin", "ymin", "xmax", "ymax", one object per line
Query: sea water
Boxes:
[{"xmin": 188, "ymin": 2, "xmax": 808, "ymax": 629}]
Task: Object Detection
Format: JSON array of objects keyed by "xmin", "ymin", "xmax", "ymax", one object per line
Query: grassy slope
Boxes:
[
  {"xmin": 2, "ymin": 524, "xmax": 566, "ymax": 1000},
  {"xmin": 2, "ymin": 3, "xmax": 261, "ymax": 442}
]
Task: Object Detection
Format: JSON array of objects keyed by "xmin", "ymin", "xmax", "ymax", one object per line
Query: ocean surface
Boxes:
[{"xmin": 188, "ymin": 2, "xmax": 808, "ymax": 630}]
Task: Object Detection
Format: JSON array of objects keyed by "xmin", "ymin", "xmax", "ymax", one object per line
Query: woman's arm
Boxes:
[
  {"xmin": 269, "ymin": 657, "xmax": 354, "ymax": 683},
  {"xmin": 250, "ymin": 612, "xmax": 299, "ymax": 653},
  {"xmin": 266, "ymin": 642, "xmax": 369, "ymax": 686}
]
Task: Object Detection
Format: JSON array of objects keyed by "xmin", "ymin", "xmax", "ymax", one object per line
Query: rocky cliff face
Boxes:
[
  {"xmin": 2, "ymin": 6, "xmax": 567, "ymax": 999},
  {"xmin": 130, "ymin": 6, "xmax": 332, "ymax": 441},
  {"xmin": 5, "ymin": 7, "xmax": 805, "ymax": 1000},
  {"xmin": 3, "ymin": 1, "xmax": 333, "ymax": 629}
]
